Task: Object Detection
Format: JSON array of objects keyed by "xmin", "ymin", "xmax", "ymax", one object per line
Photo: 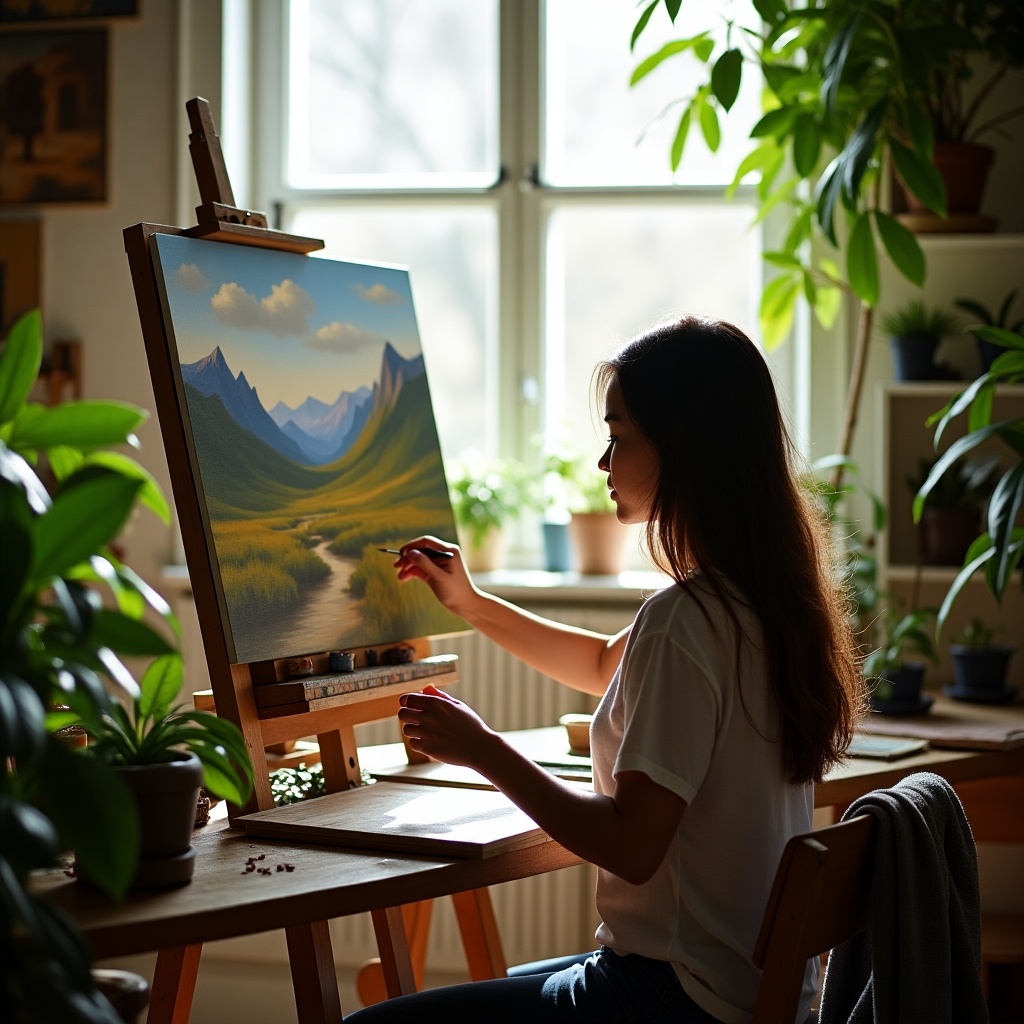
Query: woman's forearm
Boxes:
[{"xmin": 455, "ymin": 588, "xmax": 627, "ymax": 696}]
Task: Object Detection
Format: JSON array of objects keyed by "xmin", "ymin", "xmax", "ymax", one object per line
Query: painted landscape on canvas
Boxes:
[{"xmin": 151, "ymin": 234, "xmax": 464, "ymax": 664}]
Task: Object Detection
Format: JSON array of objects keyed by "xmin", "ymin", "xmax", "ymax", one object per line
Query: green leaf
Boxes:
[
  {"xmin": 138, "ymin": 653, "xmax": 183, "ymax": 723},
  {"xmin": 889, "ymin": 139, "xmax": 947, "ymax": 218},
  {"xmin": 711, "ymin": 48, "xmax": 742, "ymax": 112},
  {"xmin": 0, "ymin": 309, "xmax": 43, "ymax": 423},
  {"xmin": 8, "ymin": 400, "xmax": 147, "ymax": 453},
  {"xmin": 631, "ymin": 35, "xmax": 711, "ymax": 86},
  {"xmin": 670, "ymin": 106, "xmax": 692, "ymax": 171},
  {"xmin": 750, "ymin": 106, "xmax": 797, "ymax": 139},
  {"xmin": 815, "ymin": 154, "xmax": 845, "ymax": 246},
  {"xmin": 0, "ymin": 477, "xmax": 32, "ymax": 627},
  {"xmin": 822, "ymin": 13, "xmax": 861, "ymax": 113},
  {"xmin": 874, "ymin": 210, "xmax": 925, "ymax": 287},
  {"xmin": 725, "ymin": 141, "xmax": 778, "ymax": 198},
  {"xmin": 30, "ymin": 472, "xmax": 142, "ymax": 582},
  {"xmin": 903, "ymin": 103, "xmax": 933, "ymax": 160},
  {"xmin": 84, "ymin": 451, "xmax": 171, "ymax": 524},
  {"xmin": 90, "ymin": 609, "xmax": 175, "ymax": 657},
  {"xmin": 846, "ymin": 212, "xmax": 879, "ymax": 307},
  {"xmin": 937, "ymin": 537, "xmax": 995, "ymax": 631},
  {"xmin": 759, "ymin": 273, "xmax": 800, "ymax": 349},
  {"xmin": 987, "ymin": 464, "xmax": 1024, "ymax": 594},
  {"xmin": 812, "ymin": 282, "xmax": 843, "ymax": 330},
  {"xmin": 753, "ymin": 0, "xmax": 787, "ymax": 24},
  {"xmin": 697, "ymin": 96, "xmax": 721, "ymax": 152},
  {"xmin": 912, "ymin": 423, "xmax": 1009, "ymax": 521},
  {"xmin": 39, "ymin": 742, "xmax": 138, "ymax": 901},
  {"xmin": 631, "ymin": 0, "xmax": 658, "ymax": 51},
  {"xmin": 792, "ymin": 115, "xmax": 820, "ymax": 177},
  {"xmin": 763, "ymin": 251, "xmax": 803, "ymax": 270},
  {"xmin": 665, "ymin": 0, "xmax": 681, "ymax": 19},
  {"xmin": 842, "ymin": 100, "xmax": 888, "ymax": 204},
  {"xmin": 0, "ymin": 673, "xmax": 46, "ymax": 765}
]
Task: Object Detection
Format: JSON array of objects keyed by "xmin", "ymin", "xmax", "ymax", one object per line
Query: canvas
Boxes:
[{"xmin": 150, "ymin": 234, "xmax": 465, "ymax": 664}]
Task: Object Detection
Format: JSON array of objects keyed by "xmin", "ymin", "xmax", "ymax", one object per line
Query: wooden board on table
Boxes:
[
  {"xmin": 236, "ymin": 781, "xmax": 546, "ymax": 859},
  {"xmin": 858, "ymin": 695, "xmax": 1024, "ymax": 751}
]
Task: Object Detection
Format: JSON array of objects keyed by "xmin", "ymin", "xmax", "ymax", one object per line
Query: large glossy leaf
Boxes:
[
  {"xmin": 821, "ymin": 13, "xmax": 861, "ymax": 112},
  {"xmin": 83, "ymin": 452, "xmax": 170, "ymax": 524},
  {"xmin": 137, "ymin": 653, "xmax": 183, "ymax": 722},
  {"xmin": 711, "ymin": 47, "xmax": 742, "ymax": 111},
  {"xmin": 9, "ymin": 400, "xmax": 147, "ymax": 453},
  {"xmin": 726, "ymin": 140, "xmax": 779, "ymax": 198},
  {"xmin": 874, "ymin": 210, "xmax": 925, "ymax": 287},
  {"xmin": 30, "ymin": 472, "xmax": 142, "ymax": 582},
  {"xmin": 0, "ymin": 442, "xmax": 50, "ymax": 513},
  {"xmin": 913, "ymin": 422, "xmax": 1010, "ymax": 521},
  {"xmin": 842, "ymin": 101, "xmax": 887, "ymax": 204},
  {"xmin": 988, "ymin": 463, "xmax": 1024, "ymax": 592},
  {"xmin": 38, "ymin": 741, "xmax": 138, "ymax": 901},
  {"xmin": 0, "ymin": 673, "xmax": 45, "ymax": 764},
  {"xmin": 0, "ymin": 477, "xmax": 31, "ymax": 626},
  {"xmin": 0, "ymin": 796, "xmax": 60, "ymax": 869},
  {"xmin": 750, "ymin": 105, "xmax": 798, "ymax": 139},
  {"xmin": 90, "ymin": 610, "xmax": 175, "ymax": 658},
  {"xmin": 889, "ymin": 139, "xmax": 947, "ymax": 217},
  {"xmin": 0, "ymin": 310, "xmax": 43, "ymax": 423},
  {"xmin": 846, "ymin": 212, "xmax": 879, "ymax": 307},
  {"xmin": 814, "ymin": 154, "xmax": 845, "ymax": 246}
]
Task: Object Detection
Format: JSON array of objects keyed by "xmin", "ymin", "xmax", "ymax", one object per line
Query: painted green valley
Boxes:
[{"xmin": 152, "ymin": 234, "xmax": 464, "ymax": 664}]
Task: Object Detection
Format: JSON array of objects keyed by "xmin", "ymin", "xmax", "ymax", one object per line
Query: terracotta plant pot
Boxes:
[
  {"xmin": 458, "ymin": 526, "xmax": 504, "ymax": 573},
  {"xmin": 569, "ymin": 512, "xmax": 628, "ymax": 575},
  {"xmin": 896, "ymin": 142, "xmax": 997, "ymax": 232}
]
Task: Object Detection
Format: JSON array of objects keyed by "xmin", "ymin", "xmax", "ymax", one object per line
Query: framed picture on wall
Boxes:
[
  {"xmin": 0, "ymin": 28, "xmax": 107, "ymax": 204},
  {"xmin": 0, "ymin": 218, "xmax": 40, "ymax": 336},
  {"xmin": 0, "ymin": 2, "xmax": 138, "ymax": 25}
]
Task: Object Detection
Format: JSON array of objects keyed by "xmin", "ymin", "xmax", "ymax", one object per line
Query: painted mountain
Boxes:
[{"xmin": 150, "ymin": 234, "xmax": 465, "ymax": 664}]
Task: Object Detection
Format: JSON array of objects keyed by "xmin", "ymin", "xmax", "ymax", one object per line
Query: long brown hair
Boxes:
[{"xmin": 597, "ymin": 316, "xmax": 861, "ymax": 784}]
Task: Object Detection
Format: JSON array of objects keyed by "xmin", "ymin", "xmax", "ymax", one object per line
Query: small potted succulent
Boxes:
[
  {"xmin": 947, "ymin": 618, "xmax": 1015, "ymax": 703},
  {"xmin": 863, "ymin": 604, "xmax": 940, "ymax": 714},
  {"xmin": 880, "ymin": 298, "xmax": 960, "ymax": 381},
  {"xmin": 905, "ymin": 453, "xmax": 1001, "ymax": 566}
]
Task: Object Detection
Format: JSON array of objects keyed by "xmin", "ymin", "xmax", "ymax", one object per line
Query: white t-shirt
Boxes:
[{"xmin": 591, "ymin": 577, "xmax": 816, "ymax": 1024}]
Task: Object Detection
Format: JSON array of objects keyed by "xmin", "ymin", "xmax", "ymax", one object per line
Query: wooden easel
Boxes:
[{"xmin": 124, "ymin": 97, "xmax": 510, "ymax": 1022}]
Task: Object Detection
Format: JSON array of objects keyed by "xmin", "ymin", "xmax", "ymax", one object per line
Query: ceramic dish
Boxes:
[{"xmin": 942, "ymin": 685, "xmax": 1020, "ymax": 706}]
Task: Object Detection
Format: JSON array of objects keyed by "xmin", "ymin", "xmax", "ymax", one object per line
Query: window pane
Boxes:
[
  {"xmin": 287, "ymin": 205, "xmax": 497, "ymax": 460},
  {"xmin": 544, "ymin": 0, "xmax": 762, "ymax": 186},
  {"xmin": 287, "ymin": 0, "xmax": 499, "ymax": 188},
  {"xmin": 544, "ymin": 203, "xmax": 761, "ymax": 459}
]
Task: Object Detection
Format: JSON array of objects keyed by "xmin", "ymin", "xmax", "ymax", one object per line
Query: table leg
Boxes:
[
  {"xmin": 357, "ymin": 900, "xmax": 434, "ymax": 1005},
  {"xmin": 285, "ymin": 920, "xmax": 343, "ymax": 1024},
  {"xmin": 452, "ymin": 887, "xmax": 508, "ymax": 980},
  {"xmin": 370, "ymin": 905, "xmax": 418, "ymax": 998},
  {"xmin": 147, "ymin": 944, "xmax": 202, "ymax": 1024}
]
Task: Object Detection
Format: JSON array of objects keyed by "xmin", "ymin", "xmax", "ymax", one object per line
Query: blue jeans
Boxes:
[{"xmin": 343, "ymin": 947, "xmax": 725, "ymax": 1023}]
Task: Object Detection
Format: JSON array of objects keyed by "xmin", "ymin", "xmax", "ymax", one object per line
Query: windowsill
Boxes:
[{"xmin": 160, "ymin": 563, "xmax": 671, "ymax": 605}]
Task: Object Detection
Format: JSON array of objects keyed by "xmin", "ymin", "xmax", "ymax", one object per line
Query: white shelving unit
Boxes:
[{"xmin": 878, "ymin": 382, "xmax": 1024, "ymax": 693}]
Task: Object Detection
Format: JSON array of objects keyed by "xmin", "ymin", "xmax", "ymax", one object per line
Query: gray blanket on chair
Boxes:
[{"xmin": 817, "ymin": 771, "xmax": 988, "ymax": 1024}]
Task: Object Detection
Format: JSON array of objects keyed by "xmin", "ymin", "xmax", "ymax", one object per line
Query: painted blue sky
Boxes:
[{"xmin": 152, "ymin": 234, "xmax": 423, "ymax": 409}]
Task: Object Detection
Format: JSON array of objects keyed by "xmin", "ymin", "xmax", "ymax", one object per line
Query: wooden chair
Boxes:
[{"xmin": 752, "ymin": 814, "xmax": 876, "ymax": 1024}]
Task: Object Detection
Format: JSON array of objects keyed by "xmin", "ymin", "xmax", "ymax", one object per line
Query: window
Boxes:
[{"xmin": 246, "ymin": 0, "xmax": 773, "ymax": 560}]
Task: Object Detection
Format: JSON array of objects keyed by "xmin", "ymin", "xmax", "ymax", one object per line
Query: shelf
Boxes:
[{"xmin": 886, "ymin": 565, "xmax": 1022, "ymax": 584}]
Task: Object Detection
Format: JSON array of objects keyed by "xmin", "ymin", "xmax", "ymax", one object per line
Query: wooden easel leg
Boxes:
[
  {"xmin": 452, "ymin": 887, "xmax": 508, "ymax": 980},
  {"xmin": 147, "ymin": 944, "xmax": 202, "ymax": 1024},
  {"xmin": 318, "ymin": 724, "xmax": 362, "ymax": 792},
  {"xmin": 285, "ymin": 920, "xmax": 343, "ymax": 1024},
  {"xmin": 357, "ymin": 900, "xmax": 434, "ymax": 1006},
  {"xmin": 370, "ymin": 905, "xmax": 418, "ymax": 998}
]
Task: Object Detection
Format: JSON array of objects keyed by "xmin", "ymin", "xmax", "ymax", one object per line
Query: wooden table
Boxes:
[
  {"xmin": 36, "ymin": 696, "xmax": 1023, "ymax": 1023},
  {"xmin": 35, "ymin": 810, "xmax": 580, "ymax": 1024}
]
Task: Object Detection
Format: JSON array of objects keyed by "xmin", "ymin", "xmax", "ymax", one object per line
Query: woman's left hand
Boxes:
[{"xmin": 397, "ymin": 685, "xmax": 497, "ymax": 768}]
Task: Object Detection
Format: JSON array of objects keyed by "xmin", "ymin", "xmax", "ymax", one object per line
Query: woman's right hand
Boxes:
[{"xmin": 390, "ymin": 536, "xmax": 479, "ymax": 617}]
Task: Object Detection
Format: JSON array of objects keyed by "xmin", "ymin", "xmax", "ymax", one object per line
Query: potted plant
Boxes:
[
  {"xmin": 447, "ymin": 451, "xmax": 533, "ymax": 572},
  {"xmin": 905, "ymin": 453, "xmax": 1000, "ymax": 565},
  {"xmin": 862, "ymin": 603, "xmax": 939, "ymax": 713},
  {"xmin": 955, "ymin": 290, "xmax": 1024, "ymax": 374},
  {"xmin": 914, "ymin": 325, "xmax": 1024, "ymax": 630},
  {"xmin": 56, "ymin": 650, "xmax": 254, "ymax": 889},
  {"xmin": 879, "ymin": 298, "xmax": 959, "ymax": 381},
  {"xmin": 628, "ymin": 0, "xmax": 1023, "ymax": 488},
  {"xmin": 0, "ymin": 310, "xmax": 252, "ymax": 1020},
  {"xmin": 947, "ymin": 618, "xmax": 1015, "ymax": 702}
]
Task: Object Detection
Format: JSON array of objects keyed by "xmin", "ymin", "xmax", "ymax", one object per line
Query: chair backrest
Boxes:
[{"xmin": 751, "ymin": 814, "xmax": 876, "ymax": 1024}]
